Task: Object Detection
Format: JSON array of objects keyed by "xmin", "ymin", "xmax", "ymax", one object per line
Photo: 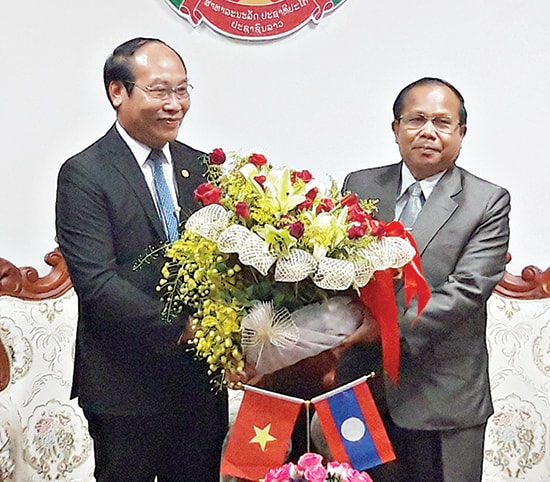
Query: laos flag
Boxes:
[{"xmin": 312, "ymin": 376, "xmax": 395, "ymax": 470}]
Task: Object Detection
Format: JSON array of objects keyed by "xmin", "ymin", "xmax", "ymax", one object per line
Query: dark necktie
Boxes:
[
  {"xmin": 399, "ymin": 182, "xmax": 425, "ymax": 229},
  {"xmin": 150, "ymin": 149, "xmax": 179, "ymax": 242}
]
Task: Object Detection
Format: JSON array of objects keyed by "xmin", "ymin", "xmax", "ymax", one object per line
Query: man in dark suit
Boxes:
[
  {"xmin": 55, "ymin": 38, "xmax": 227, "ymax": 481},
  {"xmin": 341, "ymin": 77, "xmax": 510, "ymax": 481}
]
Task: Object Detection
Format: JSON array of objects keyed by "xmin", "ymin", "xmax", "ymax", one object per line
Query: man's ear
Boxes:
[
  {"xmin": 459, "ymin": 124, "xmax": 467, "ymax": 138},
  {"xmin": 391, "ymin": 120, "xmax": 400, "ymax": 144},
  {"xmin": 108, "ymin": 81, "xmax": 124, "ymax": 108}
]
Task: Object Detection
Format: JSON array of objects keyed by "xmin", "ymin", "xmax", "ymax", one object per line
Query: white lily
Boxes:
[
  {"xmin": 306, "ymin": 208, "xmax": 349, "ymax": 259},
  {"xmin": 263, "ymin": 167, "xmax": 308, "ymax": 213}
]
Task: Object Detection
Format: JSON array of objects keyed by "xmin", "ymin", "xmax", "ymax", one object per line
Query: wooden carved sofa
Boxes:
[
  {"xmin": 483, "ymin": 264, "xmax": 550, "ymax": 480},
  {"xmin": 0, "ymin": 249, "xmax": 94, "ymax": 481},
  {"xmin": 0, "ymin": 249, "xmax": 549, "ymax": 481}
]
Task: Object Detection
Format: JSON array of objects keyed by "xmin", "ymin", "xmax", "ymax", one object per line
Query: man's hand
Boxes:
[
  {"xmin": 331, "ymin": 308, "xmax": 380, "ymax": 359},
  {"xmin": 225, "ymin": 363, "xmax": 263, "ymax": 387}
]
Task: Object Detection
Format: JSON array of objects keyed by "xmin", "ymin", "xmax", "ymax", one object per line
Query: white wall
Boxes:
[{"xmin": 2, "ymin": 0, "xmax": 549, "ymax": 275}]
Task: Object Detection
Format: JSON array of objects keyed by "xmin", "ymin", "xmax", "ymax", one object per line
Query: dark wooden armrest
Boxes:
[{"xmin": 494, "ymin": 255, "xmax": 550, "ymax": 300}]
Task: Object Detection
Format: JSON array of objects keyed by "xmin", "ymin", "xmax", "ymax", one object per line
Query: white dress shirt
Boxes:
[
  {"xmin": 115, "ymin": 122, "xmax": 179, "ymax": 219},
  {"xmin": 395, "ymin": 164, "xmax": 446, "ymax": 220}
]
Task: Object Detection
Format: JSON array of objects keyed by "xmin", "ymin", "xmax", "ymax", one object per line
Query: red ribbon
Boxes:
[{"xmin": 358, "ymin": 222, "xmax": 430, "ymax": 382}]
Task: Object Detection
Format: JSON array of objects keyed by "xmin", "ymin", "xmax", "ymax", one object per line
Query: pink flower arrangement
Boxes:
[{"xmin": 263, "ymin": 453, "xmax": 373, "ymax": 482}]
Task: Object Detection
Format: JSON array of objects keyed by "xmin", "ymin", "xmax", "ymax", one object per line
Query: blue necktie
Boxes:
[
  {"xmin": 399, "ymin": 182, "xmax": 425, "ymax": 229},
  {"xmin": 150, "ymin": 149, "xmax": 179, "ymax": 242}
]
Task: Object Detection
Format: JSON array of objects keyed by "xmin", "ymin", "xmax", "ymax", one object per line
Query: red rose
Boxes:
[
  {"xmin": 291, "ymin": 169, "xmax": 313, "ymax": 183},
  {"xmin": 288, "ymin": 221, "xmax": 305, "ymax": 239},
  {"xmin": 296, "ymin": 188, "xmax": 319, "ymax": 211},
  {"xmin": 315, "ymin": 197, "xmax": 335, "ymax": 214},
  {"xmin": 369, "ymin": 219, "xmax": 386, "ymax": 237},
  {"xmin": 347, "ymin": 203, "xmax": 369, "ymax": 224},
  {"xmin": 209, "ymin": 148, "xmax": 226, "ymax": 165},
  {"xmin": 341, "ymin": 193, "xmax": 360, "ymax": 208},
  {"xmin": 235, "ymin": 201, "xmax": 250, "ymax": 219},
  {"xmin": 347, "ymin": 223, "xmax": 367, "ymax": 239},
  {"xmin": 193, "ymin": 182, "xmax": 223, "ymax": 206},
  {"xmin": 248, "ymin": 153, "xmax": 268, "ymax": 167},
  {"xmin": 253, "ymin": 175, "xmax": 267, "ymax": 186},
  {"xmin": 278, "ymin": 214, "xmax": 294, "ymax": 227}
]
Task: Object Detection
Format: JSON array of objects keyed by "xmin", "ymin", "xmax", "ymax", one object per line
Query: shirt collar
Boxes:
[
  {"xmin": 399, "ymin": 163, "xmax": 446, "ymax": 200},
  {"xmin": 115, "ymin": 122, "xmax": 172, "ymax": 167}
]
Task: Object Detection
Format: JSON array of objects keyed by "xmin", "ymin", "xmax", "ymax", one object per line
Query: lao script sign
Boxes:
[{"xmin": 165, "ymin": 0, "xmax": 348, "ymax": 40}]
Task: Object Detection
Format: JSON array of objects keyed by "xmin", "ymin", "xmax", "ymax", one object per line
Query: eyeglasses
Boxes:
[
  {"xmin": 399, "ymin": 113, "xmax": 461, "ymax": 134},
  {"xmin": 127, "ymin": 82, "xmax": 194, "ymax": 100}
]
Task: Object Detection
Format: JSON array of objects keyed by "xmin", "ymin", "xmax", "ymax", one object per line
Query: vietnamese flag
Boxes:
[
  {"xmin": 221, "ymin": 385, "xmax": 303, "ymax": 480},
  {"xmin": 312, "ymin": 376, "xmax": 395, "ymax": 470}
]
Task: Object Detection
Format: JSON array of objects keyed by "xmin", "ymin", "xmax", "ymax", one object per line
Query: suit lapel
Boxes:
[
  {"xmin": 103, "ymin": 127, "xmax": 166, "ymax": 240},
  {"xmin": 410, "ymin": 167, "xmax": 462, "ymax": 254},
  {"xmin": 365, "ymin": 163, "xmax": 402, "ymax": 222},
  {"xmin": 353, "ymin": 162, "xmax": 462, "ymax": 256},
  {"xmin": 170, "ymin": 143, "xmax": 204, "ymax": 222},
  {"xmin": 343, "ymin": 162, "xmax": 400, "ymax": 221}
]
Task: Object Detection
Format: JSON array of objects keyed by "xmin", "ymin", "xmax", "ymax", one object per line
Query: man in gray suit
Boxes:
[
  {"xmin": 341, "ymin": 77, "xmax": 510, "ymax": 481},
  {"xmin": 56, "ymin": 38, "xmax": 227, "ymax": 481}
]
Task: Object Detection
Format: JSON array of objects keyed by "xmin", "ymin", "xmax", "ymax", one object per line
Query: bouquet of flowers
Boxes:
[
  {"xmin": 263, "ymin": 452, "xmax": 373, "ymax": 482},
  {"xmin": 152, "ymin": 148, "xmax": 427, "ymax": 388}
]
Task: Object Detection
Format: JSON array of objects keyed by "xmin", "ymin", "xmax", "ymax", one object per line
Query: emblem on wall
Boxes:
[{"xmin": 165, "ymin": 0, "xmax": 348, "ymax": 40}]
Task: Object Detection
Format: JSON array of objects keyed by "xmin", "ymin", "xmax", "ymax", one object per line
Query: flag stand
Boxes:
[
  {"xmin": 304, "ymin": 401, "xmax": 311, "ymax": 453},
  {"xmin": 221, "ymin": 372, "xmax": 392, "ymax": 480}
]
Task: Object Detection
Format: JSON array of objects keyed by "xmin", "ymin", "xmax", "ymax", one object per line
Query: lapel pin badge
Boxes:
[{"xmin": 181, "ymin": 169, "xmax": 190, "ymax": 178}]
